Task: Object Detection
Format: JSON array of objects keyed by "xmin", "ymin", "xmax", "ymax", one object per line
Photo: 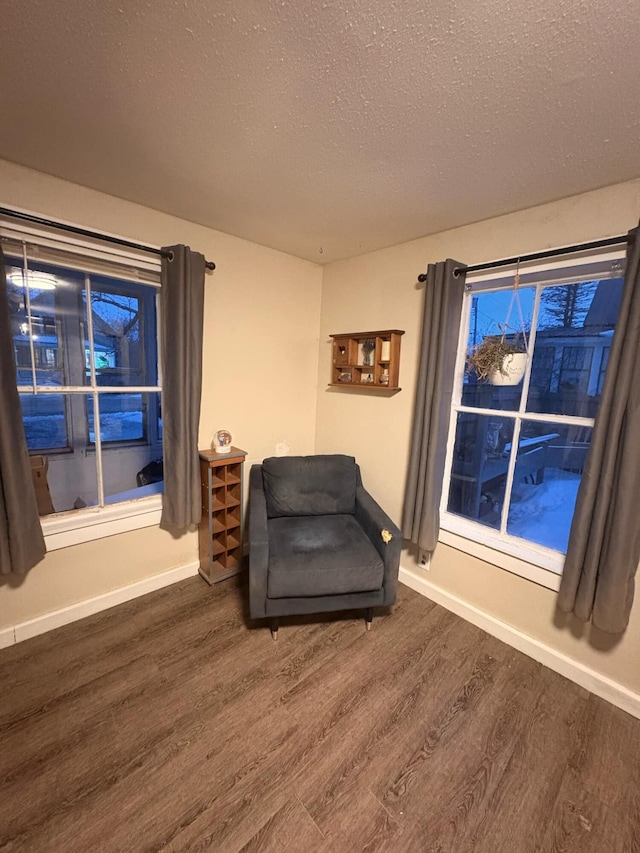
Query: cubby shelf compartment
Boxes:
[
  {"xmin": 198, "ymin": 446, "xmax": 248, "ymax": 585},
  {"xmin": 329, "ymin": 329, "xmax": 404, "ymax": 392}
]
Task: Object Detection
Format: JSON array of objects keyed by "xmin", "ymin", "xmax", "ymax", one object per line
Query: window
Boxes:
[
  {"xmin": 3, "ymin": 232, "xmax": 163, "ymax": 530},
  {"xmin": 558, "ymin": 345, "xmax": 593, "ymax": 394},
  {"xmin": 441, "ymin": 251, "xmax": 625, "ymax": 577},
  {"xmin": 596, "ymin": 346, "xmax": 610, "ymax": 395}
]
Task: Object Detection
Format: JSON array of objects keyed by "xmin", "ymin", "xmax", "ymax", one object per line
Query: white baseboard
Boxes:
[
  {"xmin": 0, "ymin": 561, "xmax": 200, "ymax": 649},
  {"xmin": 0, "ymin": 626, "xmax": 15, "ymax": 650},
  {"xmin": 399, "ymin": 564, "xmax": 640, "ymax": 720}
]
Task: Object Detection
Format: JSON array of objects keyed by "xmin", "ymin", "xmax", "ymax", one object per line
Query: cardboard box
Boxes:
[{"xmin": 30, "ymin": 455, "xmax": 55, "ymax": 516}]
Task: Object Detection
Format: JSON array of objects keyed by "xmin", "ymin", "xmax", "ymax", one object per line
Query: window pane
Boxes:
[
  {"xmin": 103, "ymin": 448, "xmax": 164, "ymax": 504},
  {"xmin": 526, "ymin": 279, "xmax": 623, "ymax": 417},
  {"xmin": 48, "ymin": 450, "xmax": 99, "ymax": 514},
  {"xmin": 50, "ymin": 454, "xmax": 100, "ymax": 514},
  {"xmin": 20, "ymin": 393, "xmax": 69, "ymax": 451},
  {"xmin": 507, "ymin": 421, "xmax": 592, "ymax": 553},
  {"xmin": 5, "ymin": 249, "xmax": 162, "ymax": 520},
  {"xmin": 87, "ymin": 393, "xmax": 157, "ymax": 443},
  {"xmin": 98, "ymin": 393, "xmax": 164, "ymax": 504},
  {"xmin": 463, "ymin": 288, "xmax": 535, "ymax": 411},
  {"xmin": 447, "ymin": 412, "xmax": 516, "ymax": 528},
  {"xmin": 86, "ymin": 277, "xmax": 158, "ymax": 387},
  {"xmin": 6, "ymin": 257, "xmax": 87, "ymax": 387}
]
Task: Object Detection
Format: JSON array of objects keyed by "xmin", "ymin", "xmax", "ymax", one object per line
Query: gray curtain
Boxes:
[
  {"xmin": 0, "ymin": 246, "xmax": 46, "ymax": 574},
  {"xmin": 558, "ymin": 226, "xmax": 640, "ymax": 633},
  {"xmin": 403, "ymin": 259, "xmax": 467, "ymax": 554},
  {"xmin": 159, "ymin": 245, "xmax": 206, "ymax": 530}
]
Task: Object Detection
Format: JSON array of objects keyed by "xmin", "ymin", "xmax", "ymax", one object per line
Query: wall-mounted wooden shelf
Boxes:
[
  {"xmin": 198, "ymin": 447, "xmax": 247, "ymax": 585},
  {"xmin": 329, "ymin": 329, "xmax": 404, "ymax": 391}
]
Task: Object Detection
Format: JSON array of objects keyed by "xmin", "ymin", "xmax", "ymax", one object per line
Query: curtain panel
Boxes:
[
  {"xmin": 0, "ymin": 246, "xmax": 46, "ymax": 574},
  {"xmin": 558, "ymin": 226, "xmax": 640, "ymax": 633},
  {"xmin": 402, "ymin": 259, "xmax": 467, "ymax": 554},
  {"xmin": 159, "ymin": 245, "xmax": 206, "ymax": 530}
]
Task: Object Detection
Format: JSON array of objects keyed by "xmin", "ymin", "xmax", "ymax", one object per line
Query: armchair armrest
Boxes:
[
  {"xmin": 249, "ymin": 464, "xmax": 269, "ymax": 618},
  {"xmin": 355, "ymin": 485, "xmax": 402, "ymax": 606}
]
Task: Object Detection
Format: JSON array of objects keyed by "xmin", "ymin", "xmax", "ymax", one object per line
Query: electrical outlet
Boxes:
[
  {"xmin": 419, "ymin": 550, "xmax": 430, "ymax": 569},
  {"xmin": 275, "ymin": 441, "xmax": 290, "ymax": 457}
]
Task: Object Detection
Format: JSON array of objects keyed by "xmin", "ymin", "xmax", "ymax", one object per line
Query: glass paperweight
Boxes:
[{"xmin": 213, "ymin": 429, "xmax": 232, "ymax": 453}]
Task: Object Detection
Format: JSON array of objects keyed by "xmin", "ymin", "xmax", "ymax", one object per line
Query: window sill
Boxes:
[
  {"xmin": 438, "ymin": 525, "xmax": 562, "ymax": 592},
  {"xmin": 41, "ymin": 495, "xmax": 163, "ymax": 551}
]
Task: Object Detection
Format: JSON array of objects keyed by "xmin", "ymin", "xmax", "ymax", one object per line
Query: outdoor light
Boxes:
[{"xmin": 8, "ymin": 269, "xmax": 57, "ymax": 290}]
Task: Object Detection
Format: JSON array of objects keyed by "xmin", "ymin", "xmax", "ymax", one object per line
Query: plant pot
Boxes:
[{"xmin": 488, "ymin": 352, "xmax": 527, "ymax": 386}]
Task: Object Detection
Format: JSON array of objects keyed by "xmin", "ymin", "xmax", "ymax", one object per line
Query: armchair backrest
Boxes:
[{"xmin": 262, "ymin": 454, "xmax": 358, "ymax": 518}]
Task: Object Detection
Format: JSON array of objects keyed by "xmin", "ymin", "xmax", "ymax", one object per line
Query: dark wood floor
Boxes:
[{"xmin": 1, "ymin": 577, "xmax": 639, "ymax": 853}]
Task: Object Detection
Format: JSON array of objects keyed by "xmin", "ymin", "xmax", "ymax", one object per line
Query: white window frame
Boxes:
[
  {"xmin": 1, "ymin": 213, "xmax": 164, "ymax": 551},
  {"xmin": 439, "ymin": 248, "xmax": 626, "ymax": 589}
]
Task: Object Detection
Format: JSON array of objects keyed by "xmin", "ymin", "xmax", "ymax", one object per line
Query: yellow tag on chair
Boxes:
[{"xmin": 381, "ymin": 529, "xmax": 393, "ymax": 544}]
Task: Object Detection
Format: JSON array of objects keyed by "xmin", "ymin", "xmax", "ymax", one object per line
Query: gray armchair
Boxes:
[{"xmin": 249, "ymin": 454, "xmax": 402, "ymax": 639}]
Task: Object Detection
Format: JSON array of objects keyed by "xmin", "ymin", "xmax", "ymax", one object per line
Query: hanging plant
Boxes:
[
  {"xmin": 467, "ymin": 262, "xmax": 530, "ymax": 386},
  {"xmin": 467, "ymin": 333, "xmax": 527, "ymax": 384}
]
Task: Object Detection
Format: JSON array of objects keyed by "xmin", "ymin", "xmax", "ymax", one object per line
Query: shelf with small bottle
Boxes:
[{"xmin": 329, "ymin": 330, "xmax": 404, "ymax": 391}]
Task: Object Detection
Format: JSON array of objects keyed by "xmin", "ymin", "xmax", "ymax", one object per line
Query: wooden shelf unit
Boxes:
[
  {"xmin": 329, "ymin": 329, "xmax": 404, "ymax": 391},
  {"xmin": 198, "ymin": 446, "xmax": 247, "ymax": 585}
]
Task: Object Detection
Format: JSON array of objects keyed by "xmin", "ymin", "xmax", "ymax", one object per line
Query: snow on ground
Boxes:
[
  {"xmin": 24, "ymin": 411, "xmax": 144, "ymax": 447},
  {"xmin": 507, "ymin": 469, "xmax": 581, "ymax": 553},
  {"xmin": 89, "ymin": 410, "xmax": 142, "ymax": 442},
  {"xmin": 23, "ymin": 414, "xmax": 67, "ymax": 449}
]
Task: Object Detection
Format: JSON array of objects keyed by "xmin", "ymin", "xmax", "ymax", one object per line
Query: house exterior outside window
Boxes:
[
  {"xmin": 440, "ymin": 250, "xmax": 625, "ymax": 587},
  {"xmin": 1, "ymin": 222, "xmax": 164, "ymax": 549}
]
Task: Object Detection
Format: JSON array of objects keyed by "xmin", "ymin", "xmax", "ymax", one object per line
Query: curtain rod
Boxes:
[
  {"xmin": 416, "ymin": 234, "xmax": 628, "ymax": 282},
  {"xmin": 0, "ymin": 206, "xmax": 216, "ymax": 271}
]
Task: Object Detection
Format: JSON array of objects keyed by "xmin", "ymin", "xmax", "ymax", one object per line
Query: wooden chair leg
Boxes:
[
  {"xmin": 270, "ymin": 618, "xmax": 279, "ymax": 641},
  {"xmin": 365, "ymin": 608, "xmax": 374, "ymax": 631}
]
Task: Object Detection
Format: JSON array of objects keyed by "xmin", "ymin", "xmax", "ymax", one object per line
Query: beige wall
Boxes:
[
  {"xmin": 1, "ymin": 526, "xmax": 196, "ymax": 627},
  {"xmin": 0, "ymin": 159, "xmax": 322, "ymax": 630},
  {"xmin": 316, "ymin": 178, "xmax": 640, "ymax": 695}
]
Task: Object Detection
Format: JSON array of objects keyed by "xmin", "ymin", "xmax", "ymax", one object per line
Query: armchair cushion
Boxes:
[
  {"xmin": 262, "ymin": 455, "xmax": 357, "ymax": 518},
  {"xmin": 267, "ymin": 514, "xmax": 384, "ymax": 598}
]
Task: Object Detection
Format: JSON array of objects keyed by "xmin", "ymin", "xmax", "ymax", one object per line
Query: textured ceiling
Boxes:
[{"xmin": 1, "ymin": 0, "xmax": 639, "ymax": 263}]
